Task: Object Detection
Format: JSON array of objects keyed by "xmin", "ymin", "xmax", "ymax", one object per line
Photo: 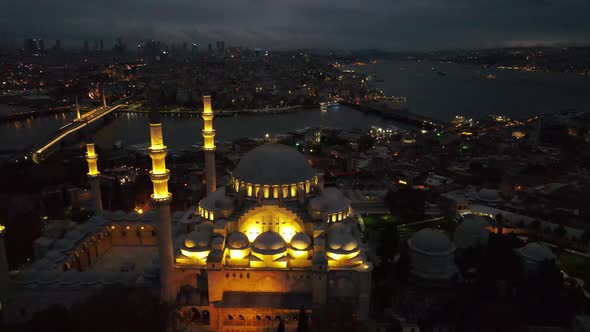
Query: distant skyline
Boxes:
[{"xmin": 1, "ymin": 0, "xmax": 589, "ymax": 51}]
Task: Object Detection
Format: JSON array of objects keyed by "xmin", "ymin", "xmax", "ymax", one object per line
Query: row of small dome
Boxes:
[
  {"xmin": 183, "ymin": 221, "xmax": 359, "ymax": 256},
  {"xmin": 409, "ymin": 220, "xmax": 556, "ymax": 263}
]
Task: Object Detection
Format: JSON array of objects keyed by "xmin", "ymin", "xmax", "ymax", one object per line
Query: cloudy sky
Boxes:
[{"xmin": 1, "ymin": 0, "xmax": 589, "ymax": 50}]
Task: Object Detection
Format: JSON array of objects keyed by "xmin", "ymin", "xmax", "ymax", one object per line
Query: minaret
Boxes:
[
  {"xmin": 202, "ymin": 95, "xmax": 216, "ymax": 194},
  {"xmin": 101, "ymin": 86, "xmax": 107, "ymax": 107},
  {"xmin": 148, "ymin": 108, "xmax": 175, "ymax": 302},
  {"xmin": 75, "ymin": 96, "xmax": 81, "ymax": 119},
  {"xmin": 0, "ymin": 224, "xmax": 8, "ymax": 287},
  {"xmin": 85, "ymin": 143, "xmax": 103, "ymax": 212}
]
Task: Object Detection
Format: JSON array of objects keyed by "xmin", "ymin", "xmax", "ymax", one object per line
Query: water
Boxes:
[
  {"xmin": 93, "ymin": 106, "xmax": 397, "ymax": 149},
  {"xmin": 0, "ymin": 112, "xmax": 74, "ymax": 151},
  {"xmin": 2, "ymin": 58, "xmax": 590, "ymax": 151},
  {"xmin": 355, "ymin": 59, "xmax": 590, "ymax": 121}
]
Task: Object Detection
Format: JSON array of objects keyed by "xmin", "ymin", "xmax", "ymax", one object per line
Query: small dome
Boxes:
[
  {"xmin": 88, "ymin": 215, "xmax": 106, "ymax": 225},
  {"xmin": 227, "ymin": 232, "xmax": 249, "ymax": 250},
  {"xmin": 53, "ymin": 239, "xmax": 75, "ymax": 251},
  {"xmin": 476, "ymin": 188, "xmax": 502, "ymax": 202},
  {"xmin": 252, "ymin": 231, "xmax": 287, "ymax": 254},
  {"xmin": 518, "ymin": 242, "xmax": 556, "ymax": 262},
  {"xmin": 141, "ymin": 210, "xmax": 156, "ymax": 222},
  {"xmin": 291, "ymin": 233, "xmax": 312, "ymax": 250},
  {"xmin": 454, "ymin": 216, "xmax": 490, "ymax": 249},
  {"xmin": 112, "ymin": 210, "xmax": 126, "ymax": 221},
  {"xmin": 409, "ymin": 228, "xmax": 454, "ymax": 254},
  {"xmin": 233, "ymin": 144, "xmax": 314, "ymax": 185},
  {"xmin": 126, "ymin": 211, "xmax": 140, "ymax": 221},
  {"xmin": 327, "ymin": 224, "xmax": 357, "ymax": 253},
  {"xmin": 184, "ymin": 231, "xmax": 211, "ymax": 249}
]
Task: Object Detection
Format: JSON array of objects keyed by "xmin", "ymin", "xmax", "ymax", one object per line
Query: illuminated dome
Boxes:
[
  {"xmin": 408, "ymin": 229, "xmax": 454, "ymax": 255},
  {"xmin": 233, "ymin": 144, "xmax": 314, "ymax": 185},
  {"xmin": 327, "ymin": 224, "xmax": 358, "ymax": 253},
  {"xmin": 227, "ymin": 232, "xmax": 250, "ymax": 250},
  {"xmin": 184, "ymin": 231, "xmax": 211, "ymax": 249},
  {"xmin": 290, "ymin": 233, "xmax": 312, "ymax": 250},
  {"xmin": 252, "ymin": 231, "xmax": 287, "ymax": 254}
]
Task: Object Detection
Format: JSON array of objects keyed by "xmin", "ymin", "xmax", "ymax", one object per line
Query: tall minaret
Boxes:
[
  {"xmin": 202, "ymin": 95, "xmax": 216, "ymax": 194},
  {"xmin": 101, "ymin": 86, "xmax": 107, "ymax": 107},
  {"xmin": 85, "ymin": 143, "xmax": 103, "ymax": 212},
  {"xmin": 0, "ymin": 224, "xmax": 8, "ymax": 287},
  {"xmin": 75, "ymin": 96, "xmax": 81, "ymax": 119},
  {"xmin": 147, "ymin": 108, "xmax": 175, "ymax": 302}
]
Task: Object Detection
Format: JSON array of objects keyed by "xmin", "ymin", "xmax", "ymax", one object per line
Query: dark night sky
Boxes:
[{"xmin": 1, "ymin": 0, "xmax": 589, "ymax": 50}]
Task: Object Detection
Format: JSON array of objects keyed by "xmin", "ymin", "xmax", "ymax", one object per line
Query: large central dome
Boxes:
[{"xmin": 233, "ymin": 144, "xmax": 314, "ymax": 185}]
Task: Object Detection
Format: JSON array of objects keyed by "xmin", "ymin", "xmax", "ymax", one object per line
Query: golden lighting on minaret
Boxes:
[
  {"xmin": 202, "ymin": 95, "xmax": 217, "ymax": 194},
  {"xmin": 202, "ymin": 95, "xmax": 215, "ymax": 151},
  {"xmin": 86, "ymin": 143, "xmax": 99, "ymax": 176},
  {"xmin": 148, "ymin": 115, "xmax": 171, "ymax": 201},
  {"xmin": 0, "ymin": 225, "xmax": 5, "ymax": 234}
]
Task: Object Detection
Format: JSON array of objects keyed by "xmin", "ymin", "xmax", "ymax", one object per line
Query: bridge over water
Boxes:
[{"xmin": 32, "ymin": 97, "xmax": 132, "ymax": 163}]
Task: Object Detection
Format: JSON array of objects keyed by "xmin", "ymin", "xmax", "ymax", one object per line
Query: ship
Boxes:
[
  {"xmin": 320, "ymin": 100, "xmax": 339, "ymax": 112},
  {"xmin": 486, "ymin": 74, "xmax": 497, "ymax": 80}
]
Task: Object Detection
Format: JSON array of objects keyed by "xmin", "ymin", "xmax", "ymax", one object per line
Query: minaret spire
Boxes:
[
  {"xmin": 147, "ymin": 105, "xmax": 175, "ymax": 303},
  {"xmin": 0, "ymin": 224, "xmax": 8, "ymax": 288},
  {"xmin": 101, "ymin": 86, "xmax": 107, "ymax": 107},
  {"xmin": 202, "ymin": 95, "xmax": 216, "ymax": 194},
  {"xmin": 85, "ymin": 143, "xmax": 103, "ymax": 212},
  {"xmin": 75, "ymin": 96, "xmax": 81, "ymax": 119}
]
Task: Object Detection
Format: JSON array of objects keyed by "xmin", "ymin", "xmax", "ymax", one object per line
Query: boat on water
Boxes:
[
  {"xmin": 486, "ymin": 74, "xmax": 497, "ymax": 80},
  {"xmin": 320, "ymin": 101, "xmax": 339, "ymax": 112}
]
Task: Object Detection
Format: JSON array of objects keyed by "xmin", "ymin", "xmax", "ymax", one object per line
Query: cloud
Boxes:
[{"xmin": 0, "ymin": 0, "xmax": 588, "ymax": 50}]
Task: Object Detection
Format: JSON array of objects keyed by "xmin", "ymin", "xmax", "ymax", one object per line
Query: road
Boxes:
[{"xmin": 31, "ymin": 97, "xmax": 132, "ymax": 163}]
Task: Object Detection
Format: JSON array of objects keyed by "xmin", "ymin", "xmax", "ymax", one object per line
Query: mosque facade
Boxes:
[{"xmin": 1, "ymin": 96, "xmax": 372, "ymax": 331}]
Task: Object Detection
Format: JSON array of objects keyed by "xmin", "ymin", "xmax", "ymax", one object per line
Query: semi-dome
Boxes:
[
  {"xmin": 196, "ymin": 221, "xmax": 215, "ymax": 234},
  {"xmin": 252, "ymin": 231, "xmax": 287, "ymax": 254},
  {"xmin": 408, "ymin": 228, "xmax": 454, "ymax": 255},
  {"xmin": 454, "ymin": 216, "xmax": 490, "ymax": 249},
  {"xmin": 290, "ymin": 233, "xmax": 312, "ymax": 250},
  {"xmin": 227, "ymin": 232, "xmax": 250, "ymax": 249},
  {"xmin": 199, "ymin": 187, "xmax": 234, "ymax": 215},
  {"xmin": 309, "ymin": 187, "xmax": 350, "ymax": 214},
  {"xmin": 233, "ymin": 144, "xmax": 314, "ymax": 185},
  {"xmin": 518, "ymin": 242, "xmax": 556, "ymax": 262}
]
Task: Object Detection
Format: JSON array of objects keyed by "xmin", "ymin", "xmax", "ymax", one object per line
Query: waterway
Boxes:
[
  {"xmin": 2, "ymin": 58, "xmax": 589, "ymax": 151},
  {"xmin": 354, "ymin": 59, "xmax": 590, "ymax": 122}
]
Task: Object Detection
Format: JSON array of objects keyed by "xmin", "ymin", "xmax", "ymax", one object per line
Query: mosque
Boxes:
[{"xmin": 0, "ymin": 96, "xmax": 371, "ymax": 331}]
